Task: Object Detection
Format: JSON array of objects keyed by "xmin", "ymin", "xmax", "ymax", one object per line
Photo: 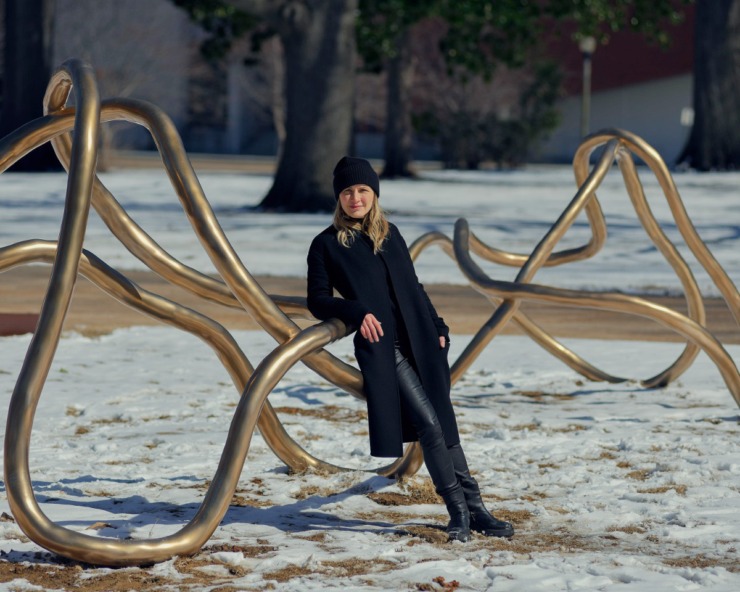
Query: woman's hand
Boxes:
[
  {"xmin": 360, "ymin": 313, "xmax": 384, "ymax": 343},
  {"xmin": 439, "ymin": 336, "xmax": 446, "ymax": 349}
]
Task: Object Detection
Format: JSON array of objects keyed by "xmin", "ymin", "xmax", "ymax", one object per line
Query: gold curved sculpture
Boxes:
[{"xmin": 1, "ymin": 59, "xmax": 738, "ymax": 566}]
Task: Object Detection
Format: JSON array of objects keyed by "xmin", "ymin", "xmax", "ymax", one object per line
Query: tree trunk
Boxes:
[
  {"xmin": 381, "ymin": 33, "xmax": 414, "ymax": 178},
  {"xmin": 258, "ymin": 0, "xmax": 357, "ymax": 211},
  {"xmin": 0, "ymin": 0, "xmax": 60, "ymax": 171},
  {"xmin": 678, "ymin": 0, "xmax": 740, "ymax": 170}
]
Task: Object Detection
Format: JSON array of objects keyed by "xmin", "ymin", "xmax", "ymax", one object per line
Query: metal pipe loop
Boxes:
[{"xmin": 1, "ymin": 59, "xmax": 738, "ymax": 566}]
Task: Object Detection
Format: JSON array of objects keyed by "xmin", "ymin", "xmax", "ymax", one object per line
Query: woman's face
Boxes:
[{"xmin": 339, "ymin": 184, "xmax": 375, "ymax": 219}]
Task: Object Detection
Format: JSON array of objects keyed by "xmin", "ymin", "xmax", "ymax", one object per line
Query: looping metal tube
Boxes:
[{"xmin": 1, "ymin": 59, "xmax": 737, "ymax": 567}]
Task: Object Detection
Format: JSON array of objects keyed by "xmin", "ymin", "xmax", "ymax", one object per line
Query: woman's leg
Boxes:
[
  {"xmin": 394, "ymin": 347, "xmax": 470, "ymax": 542},
  {"xmin": 447, "ymin": 444, "xmax": 514, "ymax": 538}
]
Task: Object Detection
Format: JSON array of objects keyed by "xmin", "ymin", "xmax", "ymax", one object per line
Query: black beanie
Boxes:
[{"xmin": 332, "ymin": 156, "xmax": 380, "ymax": 200}]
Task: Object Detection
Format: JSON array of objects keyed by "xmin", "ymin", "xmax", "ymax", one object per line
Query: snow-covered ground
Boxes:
[
  {"xmin": 1, "ymin": 165, "xmax": 739, "ymax": 591},
  {"xmin": 1, "ymin": 165, "xmax": 738, "ymax": 295}
]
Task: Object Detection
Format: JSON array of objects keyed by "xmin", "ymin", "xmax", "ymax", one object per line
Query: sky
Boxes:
[{"xmin": 0, "ymin": 165, "xmax": 738, "ymax": 591}]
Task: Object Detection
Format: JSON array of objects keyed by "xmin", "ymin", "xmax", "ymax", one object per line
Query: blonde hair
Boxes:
[{"xmin": 333, "ymin": 194, "xmax": 389, "ymax": 253}]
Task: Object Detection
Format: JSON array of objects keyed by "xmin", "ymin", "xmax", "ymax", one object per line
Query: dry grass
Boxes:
[
  {"xmin": 550, "ymin": 424, "xmax": 588, "ymax": 433},
  {"xmin": 355, "ymin": 509, "xmax": 431, "ymax": 525},
  {"xmin": 262, "ymin": 558, "xmax": 396, "ymax": 583},
  {"xmin": 510, "ymin": 423, "xmax": 540, "ymax": 431},
  {"xmin": 495, "ymin": 509, "xmax": 535, "ymax": 525},
  {"xmin": 607, "ymin": 524, "xmax": 647, "ymax": 534},
  {"xmin": 414, "ymin": 575, "xmax": 462, "ymax": 591},
  {"xmin": 596, "ymin": 450, "xmax": 618, "ymax": 460},
  {"xmin": 91, "ymin": 416, "xmax": 130, "ymax": 425},
  {"xmin": 2, "ymin": 506, "xmax": 732, "ymax": 591},
  {"xmin": 663, "ymin": 553, "xmax": 740, "ymax": 572},
  {"xmin": 273, "ymin": 404, "xmax": 367, "ymax": 423},
  {"xmin": 293, "ymin": 484, "xmax": 337, "ymax": 501},
  {"xmin": 368, "ymin": 478, "xmax": 441, "ymax": 507},
  {"xmin": 624, "ymin": 469, "xmax": 652, "ymax": 481},
  {"xmin": 511, "ymin": 390, "xmax": 574, "ymax": 402},
  {"xmin": 637, "ymin": 484, "xmax": 687, "ymax": 495},
  {"xmin": 401, "ymin": 525, "xmax": 449, "ymax": 545},
  {"xmin": 0, "ymin": 560, "xmax": 199, "ymax": 592},
  {"xmin": 201, "ymin": 543, "xmax": 277, "ymax": 557},
  {"xmin": 519, "ymin": 492, "xmax": 547, "ymax": 502},
  {"xmin": 230, "ymin": 494, "xmax": 273, "ymax": 508}
]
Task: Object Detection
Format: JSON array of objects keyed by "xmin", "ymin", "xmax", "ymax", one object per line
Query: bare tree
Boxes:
[
  {"xmin": 222, "ymin": 0, "xmax": 357, "ymax": 212},
  {"xmin": 231, "ymin": 35, "xmax": 287, "ymax": 156},
  {"xmin": 0, "ymin": 0, "xmax": 59, "ymax": 171},
  {"xmin": 679, "ymin": 0, "xmax": 740, "ymax": 170}
]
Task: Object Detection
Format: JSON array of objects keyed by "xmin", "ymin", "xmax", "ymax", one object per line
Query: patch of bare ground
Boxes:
[
  {"xmin": 362, "ymin": 484, "xmax": 536, "ymax": 546},
  {"xmin": 355, "ymin": 509, "xmax": 434, "ymax": 525},
  {"xmin": 607, "ymin": 524, "xmax": 648, "ymax": 535},
  {"xmin": 201, "ymin": 542, "xmax": 278, "ymax": 557},
  {"xmin": 392, "ymin": 509, "xmax": 538, "ymax": 547},
  {"xmin": 467, "ymin": 527, "xmax": 591, "ymax": 555},
  {"xmin": 492, "ymin": 509, "xmax": 535, "ymax": 526},
  {"xmin": 293, "ymin": 483, "xmax": 335, "ymax": 500},
  {"xmin": 262, "ymin": 558, "xmax": 396, "ymax": 583},
  {"xmin": 415, "ymin": 575, "xmax": 462, "ymax": 590},
  {"xmin": 550, "ymin": 424, "xmax": 588, "ymax": 433},
  {"xmin": 0, "ymin": 558, "xmax": 197, "ymax": 592},
  {"xmin": 3, "ymin": 516, "xmax": 733, "ymax": 590},
  {"xmin": 1, "ymin": 544, "xmax": 400, "ymax": 592},
  {"xmin": 624, "ymin": 468, "xmax": 653, "ymax": 481},
  {"xmin": 663, "ymin": 553, "xmax": 740, "ymax": 573},
  {"xmin": 368, "ymin": 477, "xmax": 441, "ymax": 506},
  {"xmin": 401, "ymin": 525, "xmax": 449, "ymax": 545},
  {"xmin": 513, "ymin": 423, "xmax": 588, "ymax": 435},
  {"xmin": 595, "ymin": 450, "xmax": 618, "ymax": 460},
  {"xmin": 511, "ymin": 390, "xmax": 575, "ymax": 402},
  {"xmin": 637, "ymin": 484, "xmax": 687, "ymax": 495},
  {"xmin": 519, "ymin": 491, "xmax": 548, "ymax": 501},
  {"xmin": 287, "ymin": 464, "xmax": 339, "ymax": 479},
  {"xmin": 5, "ymin": 267, "xmax": 738, "ymax": 344},
  {"xmin": 230, "ymin": 494, "xmax": 273, "ymax": 508},
  {"xmin": 273, "ymin": 404, "xmax": 367, "ymax": 423},
  {"xmin": 511, "ymin": 423, "xmax": 540, "ymax": 431}
]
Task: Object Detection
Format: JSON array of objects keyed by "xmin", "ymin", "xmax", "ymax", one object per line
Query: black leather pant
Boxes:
[{"xmin": 394, "ymin": 345, "xmax": 458, "ymax": 497}]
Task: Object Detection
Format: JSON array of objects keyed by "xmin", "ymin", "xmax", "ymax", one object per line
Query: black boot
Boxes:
[
  {"xmin": 440, "ymin": 483, "xmax": 471, "ymax": 542},
  {"xmin": 448, "ymin": 444, "xmax": 515, "ymax": 538},
  {"xmin": 392, "ymin": 347, "xmax": 472, "ymax": 542}
]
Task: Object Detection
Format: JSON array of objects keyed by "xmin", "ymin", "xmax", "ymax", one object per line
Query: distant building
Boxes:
[
  {"xmin": 539, "ymin": 6, "xmax": 695, "ymax": 165},
  {"xmin": 4, "ymin": 1, "xmax": 694, "ymax": 164},
  {"xmin": 51, "ymin": 0, "xmax": 272, "ymax": 155}
]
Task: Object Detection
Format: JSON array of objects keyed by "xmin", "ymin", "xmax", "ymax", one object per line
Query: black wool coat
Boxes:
[{"xmin": 307, "ymin": 222, "xmax": 460, "ymax": 457}]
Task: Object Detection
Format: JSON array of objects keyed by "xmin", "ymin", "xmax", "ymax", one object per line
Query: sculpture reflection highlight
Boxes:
[{"xmin": 1, "ymin": 59, "xmax": 738, "ymax": 566}]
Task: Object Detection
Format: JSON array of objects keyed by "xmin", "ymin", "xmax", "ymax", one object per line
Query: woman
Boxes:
[{"xmin": 307, "ymin": 156, "xmax": 514, "ymax": 542}]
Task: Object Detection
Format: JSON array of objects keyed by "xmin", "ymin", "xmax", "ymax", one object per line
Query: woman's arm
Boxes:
[{"xmin": 306, "ymin": 237, "xmax": 369, "ymax": 331}]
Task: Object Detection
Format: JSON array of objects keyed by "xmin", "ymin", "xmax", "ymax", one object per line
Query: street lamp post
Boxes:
[{"xmin": 579, "ymin": 36, "xmax": 597, "ymax": 138}]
